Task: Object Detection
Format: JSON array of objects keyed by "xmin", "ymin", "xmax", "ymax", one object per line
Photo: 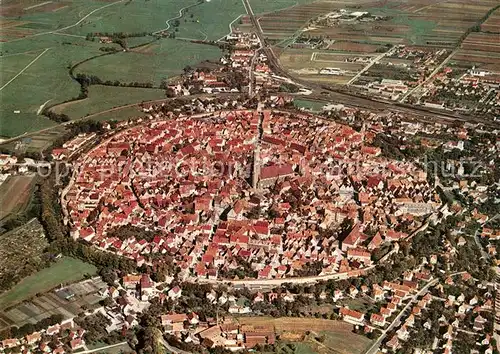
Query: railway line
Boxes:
[{"xmin": 241, "ymin": 0, "xmax": 497, "ymax": 128}]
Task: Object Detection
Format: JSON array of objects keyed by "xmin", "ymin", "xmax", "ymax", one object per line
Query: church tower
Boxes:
[{"xmin": 252, "ymin": 144, "xmax": 260, "ymax": 189}]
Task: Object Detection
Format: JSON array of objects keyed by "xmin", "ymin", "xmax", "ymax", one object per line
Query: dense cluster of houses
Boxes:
[
  {"xmin": 51, "ymin": 133, "xmax": 97, "ymax": 161},
  {"xmin": 352, "ymin": 45, "xmax": 449, "ymax": 101},
  {"xmin": 383, "ymin": 272, "xmax": 495, "ymax": 353},
  {"xmin": 419, "ymin": 66, "xmax": 500, "ymax": 116},
  {"xmin": 0, "ymin": 321, "xmax": 87, "ymax": 354},
  {"xmin": 63, "ymin": 109, "xmax": 440, "ymax": 281}
]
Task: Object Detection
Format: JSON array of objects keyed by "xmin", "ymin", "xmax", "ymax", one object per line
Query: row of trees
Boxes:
[
  {"xmin": 0, "ymin": 314, "xmax": 63, "ymax": 340},
  {"xmin": 44, "ymin": 110, "xmax": 70, "ymax": 123}
]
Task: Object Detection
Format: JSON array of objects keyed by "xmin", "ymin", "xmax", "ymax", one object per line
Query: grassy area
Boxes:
[
  {"xmin": 319, "ymin": 330, "xmax": 373, "ymax": 354},
  {"xmin": 75, "ymin": 38, "xmax": 222, "ymax": 85},
  {"xmin": 52, "ymin": 85, "xmax": 166, "ymax": 120},
  {"xmin": 174, "ymin": 0, "xmax": 245, "ymax": 41},
  {"xmin": 0, "ymin": 35, "xmax": 104, "ymax": 137},
  {"xmin": 0, "ymin": 175, "xmax": 36, "ymax": 221},
  {"xmin": 242, "ymin": 317, "xmax": 372, "ymax": 354},
  {"xmin": 294, "ymin": 99, "xmax": 325, "ymax": 112},
  {"xmin": 251, "ymin": 0, "xmax": 318, "ymax": 15},
  {"xmin": 0, "ymin": 257, "xmax": 97, "ymax": 310},
  {"xmin": 64, "ymin": 0, "xmax": 197, "ymax": 36}
]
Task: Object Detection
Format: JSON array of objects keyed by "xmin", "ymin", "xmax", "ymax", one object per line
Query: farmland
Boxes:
[
  {"xmin": 261, "ymin": 0, "xmax": 499, "ymax": 46},
  {"xmin": 481, "ymin": 7, "xmax": 500, "ymax": 33},
  {"xmin": 238, "ymin": 317, "xmax": 372, "ymax": 354},
  {"xmin": 0, "ymin": 276, "xmax": 105, "ymax": 332},
  {"xmin": 52, "ymin": 85, "xmax": 166, "ymax": 119},
  {"xmin": 0, "ymin": 219, "xmax": 48, "ymax": 293},
  {"xmin": 267, "ymin": 0, "xmax": 500, "ymax": 101},
  {"xmin": 0, "ymin": 175, "xmax": 35, "ymax": 222},
  {"xmin": 0, "ymin": 0, "xmax": 240, "ymax": 138},
  {"xmin": 74, "ymin": 39, "xmax": 222, "ymax": 86},
  {"xmin": 0, "ymin": 256, "xmax": 97, "ymax": 311},
  {"xmin": 452, "ymin": 32, "xmax": 500, "ymax": 72}
]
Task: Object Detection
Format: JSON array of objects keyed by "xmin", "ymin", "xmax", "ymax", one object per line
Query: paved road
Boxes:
[
  {"xmin": 160, "ymin": 338, "xmax": 191, "ymax": 354},
  {"xmin": 77, "ymin": 342, "xmax": 128, "ymax": 354},
  {"xmin": 197, "ymin": 265, "xmax": 376, "ymax": 287},
  {"xmin": 364, "ymin": 271, "xmax": 465, "ymax": 354},
  {"xmin": 399, "ymin": 48, "xmax": 459, "ymax": 102},
  {"xmin": 240, "ymin": 0, "xmax": 496, "ymax": 128},
  {"xmin": 347, "ymin": 47, "xmax": 395, "ymax": 85}
]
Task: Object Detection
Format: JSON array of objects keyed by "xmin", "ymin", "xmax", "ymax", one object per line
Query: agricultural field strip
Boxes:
[
  {"xmin": 311, "ymin": 52, "xmax": 375, "ymax": 61},
  {"xmin": 0, "ymin": 48, "xmax": 50, "ymax": 91},
  {"xmin": 6, "ymin": 0, "xmax": 126, "ymax": 43},
  {"xmin": 23, "ymin": 1, "xmax": 52, "ymax": 11}
]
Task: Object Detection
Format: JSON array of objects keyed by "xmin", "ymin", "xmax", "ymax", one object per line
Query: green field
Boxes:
[
  {"xmin": 0, "ymin": 0, "xmax": 310, "ymax": 138},
  {"xmin": 294, "ymin": 99, "xmax": 325, "ymax": 112},
  {"xmin": 53, "ymin": 85, "xmax": 166, "ymax": 119},
  {"xmin": 0, "ymin": 35, "xmax": 105, "ymax": 137},
  {"xmin": 75, "ymin": 39, "xmax": 222, "ymax": 85},
  {"xmin": 0, "ymin": 257, "xmax": 97, "ymax": 310}
]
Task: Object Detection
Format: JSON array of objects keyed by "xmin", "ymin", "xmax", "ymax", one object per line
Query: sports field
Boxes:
[{"xmin": 0, "ymin": 256, "xmax": 97, "ymax": 310}]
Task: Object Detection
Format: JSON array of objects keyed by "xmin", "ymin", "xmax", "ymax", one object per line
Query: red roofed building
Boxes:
[
  {"xmin": 341, "ymin": 224, "xmax": 362, "ymax": 251},
  {"xmin": 339, "ymin": 307, "xmax": 365, "ymax": 325},
  {"xmin": 258, "ymin": 164, "xmax": 294, "ymax": 188}
]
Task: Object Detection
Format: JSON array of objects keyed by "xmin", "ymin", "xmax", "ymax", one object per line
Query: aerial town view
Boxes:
[{"xmin": 0, "ymin": 0, "xmax": 499, "ymax": 353}]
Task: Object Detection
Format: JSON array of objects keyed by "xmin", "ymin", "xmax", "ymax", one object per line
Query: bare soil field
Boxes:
[
  {"xmin": 0, "ymin": 175, "xmax": 35, "ymax": 221},
  {"xmin": 481, "ymin": 9, "xmax": 500, "ymax": 32},
  {"xmin": 453, "ymin": 31, "xmax": 500, "ymax": 71},
  {"xmin": 238, "ymin": 316, "xmax": 354, "ymax": 334},
  {"xmin": 261, "ymin": 0, "xmax": 499, "ymax": 49},
  {"xmin": 237, "ymin": 317, "xmax": 372, "ymax": 354},
  {"xmin": 327, "ymin": 41, "xmax": 384, "ymax": 53}
]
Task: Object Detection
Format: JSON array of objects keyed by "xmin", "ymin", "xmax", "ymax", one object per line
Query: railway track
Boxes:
[{"xmin": 242, "ymin": 0, "xmax": 496, "ymax": 128}]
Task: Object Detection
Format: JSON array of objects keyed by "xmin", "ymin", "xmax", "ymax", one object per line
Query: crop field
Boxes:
[
  {"xmin": 481, "ymin": 8, "xmax": 500, "ymax": 33},
  {"xmin": 0, "ymin": 0, "xmax": 236, "ymax": 138},
  {"xmin": 451, "ymin": 32, "xmax": 500, "ymax": 72},
  {"xmin": 0, "ymin": 35, "xmax": 105, "ymax": 138},
  {"xmin": 327, "ymin": 41, "xmax": 384, "ymax": 53},
  {"xmin": 75, "ymin": 39, "xmax": 222, "ymax": 85},
  {"xmin": 0, "ymin": 175, "xmax": 35, "ymax": 221},
  {"xmin": 278, "ymin": 48, "xmax": 361, "ymax": 84},
  {"xmin": 0, "ymin": 256, "xmax": 97, "ymax": 311},
  {"xmin": 53, "ymin": 85, "xmax": 166, "ymax": 119},
  {"xmin": 260, "ymin": 0, "xmax": 499, "ymax": 47},
  {"xmin": 0, "ymin": 220, "xmax": 48, "ymax": 292},
  {"xmin": 238, "ymin": 317, "xmax": 372, "ymax": 354},
  {"xmin": 0, "ymin": 276, "xmax": 105, "ymax": 331}
]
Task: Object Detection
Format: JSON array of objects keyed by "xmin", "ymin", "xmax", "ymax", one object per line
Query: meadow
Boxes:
[
  {"xmin": 0, "ymin": 35, "xmax": 105, "ymax": 137},
  {"xmin": 74, "ymin": 39, "xmax": 222, "ymax": 85},
  {"xmin": 0, "ymin": 256, "xmax": 96, "ymax": 310},
  {"xmin": 52, "ymin": 85, "xmax": 166, "ymax": 119}
]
